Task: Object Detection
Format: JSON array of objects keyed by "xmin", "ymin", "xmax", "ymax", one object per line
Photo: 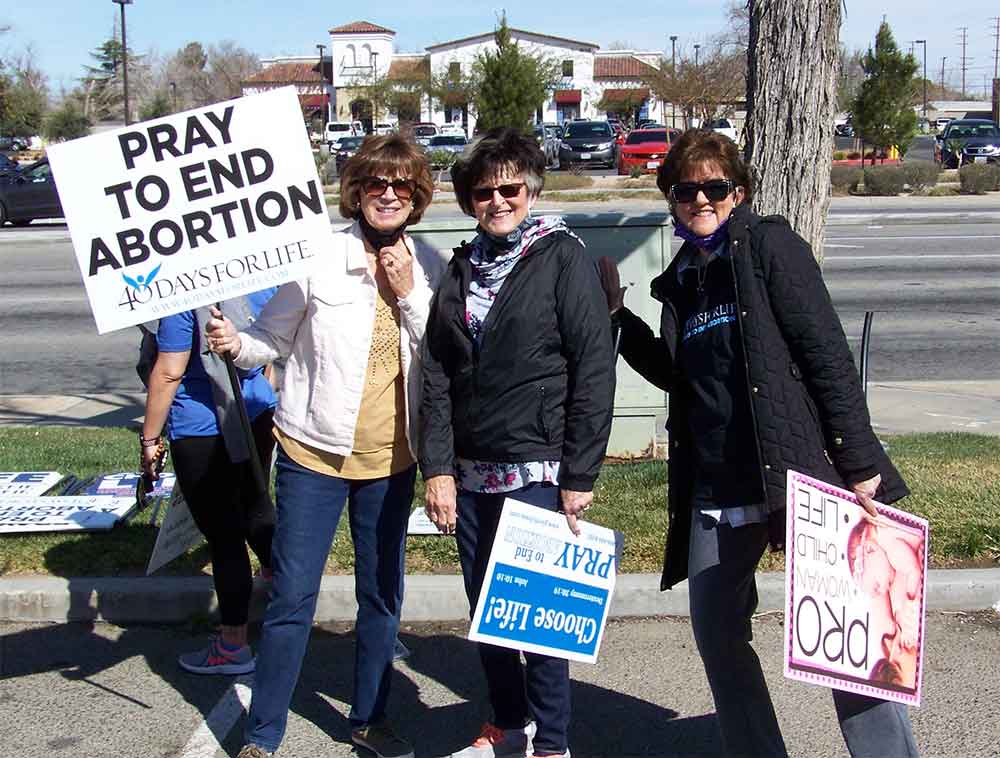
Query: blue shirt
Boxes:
[{"xmin": 157, "ymin": 289, "xmax": 277, "ymax": 440}]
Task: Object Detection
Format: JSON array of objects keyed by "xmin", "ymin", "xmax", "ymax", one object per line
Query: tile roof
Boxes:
[
  {"xmin": 594, "ymin": 56, "xmax": 660, "ymax": 80},
  {"xmin": 329, "ymin": 21, "xmax": 395, "ymax": 35},
  {"xmin": 387, "ymin": 56, "xmax": 430, "ymax": 82},
  {"xmin": 243, "ymin": 62, "xmax": 321, "ymax": 84},
  {"xmin": 600, "ymin": 87, "xmax": 651, "ymax": 102}
]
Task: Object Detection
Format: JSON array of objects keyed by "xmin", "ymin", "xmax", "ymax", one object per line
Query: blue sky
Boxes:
[{"xmin": 5, "ymin": 1, "xmax": 999, "ymax": 98}]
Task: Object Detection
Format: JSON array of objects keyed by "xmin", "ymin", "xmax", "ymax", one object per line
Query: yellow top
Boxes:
[{"xmin": 276, "ymin": 273, "xmax": 413, "ymax": 479}]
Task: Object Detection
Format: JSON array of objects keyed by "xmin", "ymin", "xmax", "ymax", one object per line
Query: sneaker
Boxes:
[
  {"xmin": 237, "ymin": 746, "xmax": 273, "ymax": 758},
  {"xmin": 352, "ymin": 719, "xmax": 415, "ymax": 758},
  {"xmin": 178, "ymin": 637, "xmax": 255, "ymax": 675},
  {"xmin": 449, "ymin": 722, "xmax": 535, "ymax": 757}
]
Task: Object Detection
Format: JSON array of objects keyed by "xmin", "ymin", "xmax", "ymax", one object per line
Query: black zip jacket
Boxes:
[
  {"xmin": 614, "ymin": 204, "xmax": 909, "ymax": 589},
  {"xmin": 419, "ymin": 230, "xmax": 615, "ymax": 492}
]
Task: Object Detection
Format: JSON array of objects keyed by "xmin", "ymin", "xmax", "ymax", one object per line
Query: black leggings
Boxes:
[{"xmin": 170, "ymin": 410, "xmax": 275, "ymax": 626}]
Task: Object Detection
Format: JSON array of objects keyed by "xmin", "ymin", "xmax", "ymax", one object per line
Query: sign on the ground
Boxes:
[
  {"xmin": 47, "ymin": 86, "xmax": 331, "ymax": 334},
  {"xmin": 0, "ymin": 495, "xmax": 136, "ymax": 533},
  {"xmin": 147, "ymin": 490, "xmax": 204, "ymax": 574},
  {"xmin": 784, "ymin": 470, "xmax": 928, "ymax": 706},
  {"xmin": 468, "ymin": 498, "xmax": 619, "ymax": 664},
  {"xmin": 80, "ymin": 472, "xmax": 176, "ymax": 499},
  {"xmin": 407, "ymin": 506, "xmax": 442, "ymax": 535},
  {"xmin": 0, "ymin": 472, "xmax": 63, "ymax": 497}
]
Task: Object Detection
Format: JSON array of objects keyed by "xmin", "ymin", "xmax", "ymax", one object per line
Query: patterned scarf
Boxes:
[{"xmin": 466, "ymin": 215, "xmax": 580, "ymax": 342}]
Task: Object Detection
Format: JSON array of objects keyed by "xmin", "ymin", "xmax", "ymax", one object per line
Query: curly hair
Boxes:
[
  {"xmin": 450, "ymin": 127, "xmax": 546, "ymax": 217},
  {"xmin": 656, "ymin": 129, "xmax": 753, "ymax": 211},
  {"xmin": 338, "ymin": 134, "xmax": 435, "ymax": 224}
]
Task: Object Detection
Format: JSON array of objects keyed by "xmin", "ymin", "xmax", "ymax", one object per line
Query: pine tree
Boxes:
[
  {"xmin": 472, "ymin": 16, "xmax": 557, "ymax": 132},
  {"xmin": 851, "ymin": 22, "xmax": 919, "ymax": 156}
]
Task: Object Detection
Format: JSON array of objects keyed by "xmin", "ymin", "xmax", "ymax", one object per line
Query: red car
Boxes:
[{"xmin": 617, "ymin": 128, "xmax": 680, "ymax": 175}]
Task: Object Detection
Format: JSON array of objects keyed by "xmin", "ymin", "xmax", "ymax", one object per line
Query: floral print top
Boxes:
[{"xmin": 456, "ymin": 215, "xmax": 580, "ymax": 494}]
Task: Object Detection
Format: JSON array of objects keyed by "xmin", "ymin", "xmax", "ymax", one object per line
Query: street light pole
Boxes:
[
  {"xmin": 916, "ymin": 40, "xmax": 928, "ymax": 127},
  {"xmin": 111, "ymin": 0, "xmax": 133, "ymax": 125},
  {"xmin": 316, "ymin": 43, "xmax": 327, "ymax": 126},
  {"xmin": 670, "ymin": 35, "xmax": 677, "ymax": 129},
  {"xmin": 370, "ymin": 51, "xmax": 378, "ymax": 133},
  {"xmin": 694, "ymin": 44, "xmax": 700, "ymax": 67}
]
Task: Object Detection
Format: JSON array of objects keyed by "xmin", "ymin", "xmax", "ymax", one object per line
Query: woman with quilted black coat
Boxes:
[{"xmin": 598, "ymin": 129, "xmax": 918, "ymax": 757}]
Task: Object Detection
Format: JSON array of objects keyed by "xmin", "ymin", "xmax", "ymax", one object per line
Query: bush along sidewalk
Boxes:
[
  {"xmin": 959, "ymin": 163, "xmax": 1000, "ymax": 194},
  {"xmin": 1, "ymin": 429, "xmax": 998, "ymax": 577}
]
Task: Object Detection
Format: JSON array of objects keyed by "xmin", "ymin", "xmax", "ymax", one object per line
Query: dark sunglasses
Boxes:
[
  {"xmin": 670, "ymin": 179, "xmax": 735, "ymax": 203},
  {"xmin": 471, "ymin": 182, "xmax": 526, "ymax": 203},
  {"xmin": 361, "ymin": 176, "xmax": 416, "ymax": 200}
]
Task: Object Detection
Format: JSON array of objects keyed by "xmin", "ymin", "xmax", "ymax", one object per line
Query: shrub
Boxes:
[
  {"xmin": 900, "ymin": 160, "xmax": 939, "ymax": 191},
  {"xmin": 830, "ymin": 166, "xmax": 862, "ymax": 194},
  {"xmin": 847, "ymin": 151, "xmax": 861, "ymax": 160},
  {"xmin": 629, "ymin": 165, "xmax": 644, "ymax": 179},
  {"xmin": 544, "ymin": 174, "xmax": 593, "ymax": 191},
  {"xmin": 427, "ymin": 149, "xmax": 458, "ymax": 170},
  {"xmin": 832, "ymin": 151, "xmax": 848, "ymax": 161},
  {"xmin": 958, "ymin": 163, "xmax": 1000, "ymax": 194},
  {"xmin": 863, "ymin": 165, "xmax": 906, "ymax": 196}
]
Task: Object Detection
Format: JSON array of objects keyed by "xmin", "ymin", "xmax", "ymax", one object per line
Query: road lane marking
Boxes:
[
  {"xmin": 180, "ymin": 675, "xmax": 253, "ymax": 758},
  {"xmin": 824, "ymin": 253, "xmax": 1000, "ymax": 261},
  {"xmin": 824, "ymin": 243, "xmax": 864, "ymax": 248},
  {"xmin": 828, "ymin": 235, "xmax": 1000, "ymax": 240}
]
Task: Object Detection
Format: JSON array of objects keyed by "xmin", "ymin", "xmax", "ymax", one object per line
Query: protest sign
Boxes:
[
  {"xmin": 147, "ymin": 490, "xmax": 204, "ymax": 574},
  {"xmin": 784, "ymin": 470, "xmax": 928, "ymax": 706},
  {"xmin": 0, "ymin": 472, "xmax": 63, "ymax": 496},
  {"xmin": 407, "ymin": 506, "xmax": 442, "ymax": 536},
  {"xmin": 47, "ymin": 86, "xmax": 332, "ymax": 334},
  {"xmin": 469, "ymin": 498, "xmax": 619, "ymax": 664},
  {"xmin": 80, "ymin": 471, "xmax": 176, "ymax": 499},
  {"xmin": 0, "ymin": 495, "xmax": 136, "ymax": 533}
]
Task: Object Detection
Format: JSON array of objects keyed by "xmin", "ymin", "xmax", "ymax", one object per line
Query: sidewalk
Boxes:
[{"xmin": 2, "ymin": 380, "xmax": 998, "ymax": 434}]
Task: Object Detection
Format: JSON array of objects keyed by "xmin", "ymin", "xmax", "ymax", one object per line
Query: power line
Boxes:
[
  {"xmin": 992, "ymin": 17, "xmax": 1000, "ymax": 81},
  {"xmin": 958, "ymin": 27, "xmax": 970, "ymax": 95}
]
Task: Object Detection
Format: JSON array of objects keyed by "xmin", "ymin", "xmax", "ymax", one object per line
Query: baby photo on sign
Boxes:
[{"xmin": 784, "ymin": 470, "xmax": 929, "ymax": 706}]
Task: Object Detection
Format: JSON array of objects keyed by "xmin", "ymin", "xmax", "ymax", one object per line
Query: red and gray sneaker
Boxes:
[
  {"xmin": 178, "ymin": 637, "xmax": 255, "ymax": 675},
  {"xmin": 448, "ymin": 722, "xmax": 536, "ymax": 757}
]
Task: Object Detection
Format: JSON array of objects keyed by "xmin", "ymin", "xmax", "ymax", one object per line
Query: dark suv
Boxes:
[
  {"xmin": 935, "ymin": 119, "xmax": 1000, "ymax": 168},
  {"xmin": 558, "ymin": 121, "xmax": 617, "ymax": 169}
]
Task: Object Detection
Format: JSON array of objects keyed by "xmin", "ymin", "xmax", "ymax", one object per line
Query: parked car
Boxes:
[
  {"xmin": 0, "ymin": 158, "xmax": 63, "ymax": 226},
  {"xmin": 834, "ymin": 123, "xmax": 855, "ymax": 137},
  {"xmin": 0, "ymin": 153, "xmax": 23, "ymax": 177},
  {"xmin": 438, "ymin": 123, "xmax": 466, "ymax": 137},
  {"xmin": 557, "ymin": 120, "xmax": 617, "ymax": 169},
  {"xmin": 425, "ymin": 134, "xmax": 468, "ymax": 166},
  {"xmin": 708, "ymin": 118, "xmax": 738, "ymax": 142},
  {"xmin": 410, "ymin": 122, "xmax": 438, "ymax": 146},
  {"xmin": 373, "ymin": 122, "xmax": 395, "ymax": 135},
  {"xmin": 935, "ymin": 119, "xmax": 1000, "ymax": 168},
  {"xmin": 0, "ymin": 136, "xmax": 28, "ymax": 153},
  {"xmin": 325, "ymin": 121, "xmax": 363, "ymax": 150},
  {"xmin": 533, "ymin": 124, "xmax": 561, "ymax": 167},
  {"xmin": 333, "ymin": 136, "xmax": 367, "ymax": 173},
  {"xmin": 617, "ymin": 128, "xmax": 679, "ymax": 175}
]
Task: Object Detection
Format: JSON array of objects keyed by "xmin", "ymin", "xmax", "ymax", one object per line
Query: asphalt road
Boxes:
[
  {"xmin": 0, "ymin": 212, "xmax": 996, "ymax": 394},
  {"xmin": 1, "ymin": 612, "xmax": 997, "ymax": 757}
]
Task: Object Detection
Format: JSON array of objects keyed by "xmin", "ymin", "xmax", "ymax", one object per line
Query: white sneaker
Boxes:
[{"xmin": 448, "ymin": 722, "xmax": 536, "ymax": 757}]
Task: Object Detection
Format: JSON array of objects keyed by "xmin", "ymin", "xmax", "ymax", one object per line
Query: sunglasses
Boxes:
[
  {"xmin": 361, "ymin": 176, "xmax": 416, "ymax": 200},
  {"xmin": 670, "ymin": 179, "xmax": 735, "ymax": 203},
  {"xmin": 471, "ymin": 182, "xmax": 526, "ymax": 203}
]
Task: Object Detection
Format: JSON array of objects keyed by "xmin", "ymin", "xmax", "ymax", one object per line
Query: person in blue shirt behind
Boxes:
[{"xmin": 140, "ymin": 287, "xmax": 277, "ymax": 676}]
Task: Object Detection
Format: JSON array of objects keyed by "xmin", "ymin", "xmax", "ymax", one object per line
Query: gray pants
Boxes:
[{"xmin": 687, "ymin": 512, "xmax": 920, "ymax": 758}]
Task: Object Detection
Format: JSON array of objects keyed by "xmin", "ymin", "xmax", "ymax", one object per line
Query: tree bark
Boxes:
[{"xmin": 745, "ymin": 0, "xmax": 841, "ymax": 263}]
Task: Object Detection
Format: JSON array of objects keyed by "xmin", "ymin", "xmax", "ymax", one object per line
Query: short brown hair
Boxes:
[
  {"xmin": 339, "ymin": 134, "xmax": 435, "ymax": 224},
  {"xmin": 656, "ymin": 129, "xmax": 753, "ymax": 209},
  {"xmin": 450, "ymin": 127, "xmax": 546, "ymax": 217}
]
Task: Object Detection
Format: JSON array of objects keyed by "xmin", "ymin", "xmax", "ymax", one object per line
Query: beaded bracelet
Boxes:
[{"xmin": 139, "ymin": 434, "xmax": 162, "ymax": 448}]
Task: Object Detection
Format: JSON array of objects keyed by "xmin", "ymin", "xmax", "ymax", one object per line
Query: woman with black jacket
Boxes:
[
  {"xmin": 419, "ymin": 127, "xmax": 615, "ymax": 758},
  {"xmin": 600, "ymin": 129, "xmax": 918, "ymax": 757}
]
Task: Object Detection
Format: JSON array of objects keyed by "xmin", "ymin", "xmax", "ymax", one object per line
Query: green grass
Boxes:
[
  {"xmin": 0, "ymin": 430, "xmax": 997, "ymax": 576},
  {"xmin": 543, "ymin": 190, "xmax": 663, "ymax": 203},
  {"xmin": 543, "ymin": 174, "xmax": 595, "ymax": 191}
]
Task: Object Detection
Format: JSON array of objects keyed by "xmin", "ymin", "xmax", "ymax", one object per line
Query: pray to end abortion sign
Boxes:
[
  {"xmin": 469, "ymin": 498, "xmax": 619, "ymax": 664},
  {"xmin": 47, "ymin": 86, "xmax": 331, "ymax": 333},
  {"xmin": 784, "ymin": 470, "xmax": 929, "ymax": 706}
]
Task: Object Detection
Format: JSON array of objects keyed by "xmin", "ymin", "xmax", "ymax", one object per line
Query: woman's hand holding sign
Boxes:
[
  {"xmin": 560, "ymin": 489, "xmax": 593, "ymax": 537},
  {"xmin": 205, "ymin": 307, "xmax": 242, "ymax": 357}
]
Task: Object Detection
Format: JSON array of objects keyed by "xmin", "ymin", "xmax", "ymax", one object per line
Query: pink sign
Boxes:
[{"xmin": 784, "ymin": 470, "xmax": 928, "ymax": 706}]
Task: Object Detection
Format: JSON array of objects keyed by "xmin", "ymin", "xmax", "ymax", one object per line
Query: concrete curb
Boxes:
[{"xmin": 2, "ymin": 569, "xmax": 998, "ymax": 625}]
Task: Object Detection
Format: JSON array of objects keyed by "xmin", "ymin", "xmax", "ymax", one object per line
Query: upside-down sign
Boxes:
[{"xmin": 48, "ymin": 86, "xmax": 331, "ymax": 333}]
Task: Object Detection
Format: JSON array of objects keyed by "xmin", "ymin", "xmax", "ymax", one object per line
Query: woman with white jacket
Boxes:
[{"xmin": 206, "ymin": 134, "xmax": 444, "ymax": 758}]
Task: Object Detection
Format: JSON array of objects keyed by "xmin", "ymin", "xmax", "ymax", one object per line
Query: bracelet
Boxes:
[{"xmin": 139, "ymin": 434, "xmax": 162, "ymax": 448}]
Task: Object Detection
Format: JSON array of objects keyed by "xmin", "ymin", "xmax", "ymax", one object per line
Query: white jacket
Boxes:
[{"xmin": 234, "ymin": 220, "xmax": 447, "ymax": 458}]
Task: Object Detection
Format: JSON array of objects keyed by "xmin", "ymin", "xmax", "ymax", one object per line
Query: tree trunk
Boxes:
[{"xmin": 745, "ymin": 0, "xmax": 841, "ymax": 263}]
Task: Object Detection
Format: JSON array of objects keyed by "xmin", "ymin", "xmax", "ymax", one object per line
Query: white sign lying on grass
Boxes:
[
  {"xmin": 0, "ymin": 495, "xmax": 136, "ymax": 533},
  {"xmin": 147, "ymin": 490, "xmax": 204, "ymax": 574},
  {"xmin": 0, "ymin": 472, "xmax": 63, "ymax": 496},
  {"xmin": 47, "ymin": 86, "xmax": 331, "ymax": 333}
]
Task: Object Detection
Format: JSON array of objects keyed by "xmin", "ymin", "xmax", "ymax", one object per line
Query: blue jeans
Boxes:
[
  {"xmin": 244, "ymin": 447, "xmax": 416, "ymax": 752},
  {"xmin": 456, "ymin": 483, "xmax": 571, "ymax": 756},
  {"xmin": 687, "ymin": 513, "xmax": 919, "ymax": 758}
]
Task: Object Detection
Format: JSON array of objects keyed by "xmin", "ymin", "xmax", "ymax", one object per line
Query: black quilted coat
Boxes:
[{"xmin": 614, "ymin": 204, "xmax": 909, "ymax": 590}]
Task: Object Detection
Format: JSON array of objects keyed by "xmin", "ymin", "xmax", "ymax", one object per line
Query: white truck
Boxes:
[{"xmin": 325, "ymin": 121, "xmax": 364, "ymax": 150}]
